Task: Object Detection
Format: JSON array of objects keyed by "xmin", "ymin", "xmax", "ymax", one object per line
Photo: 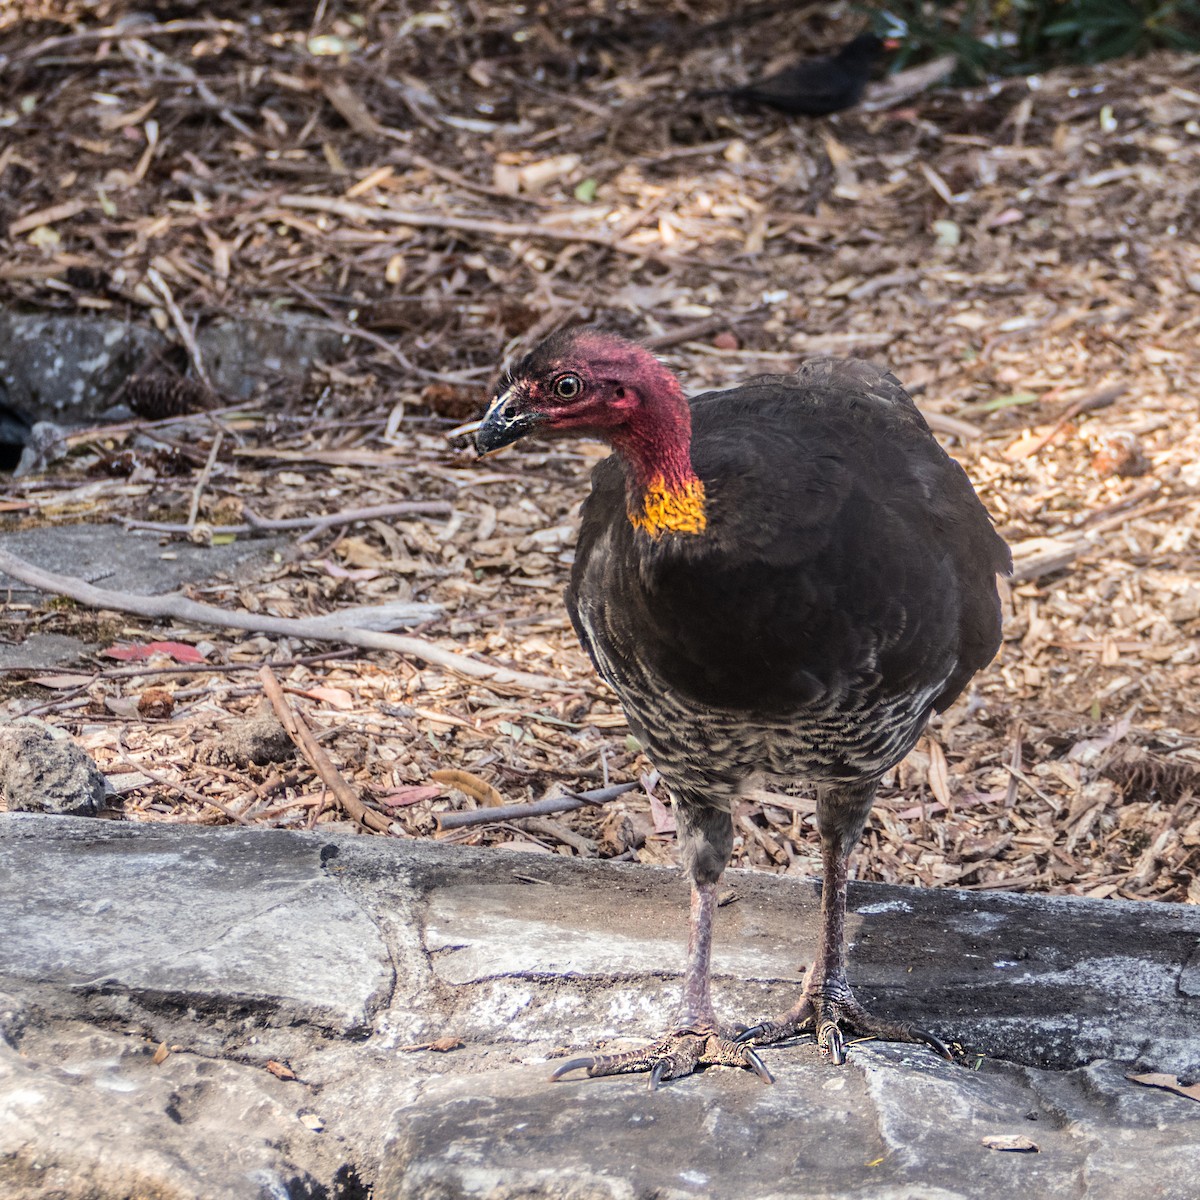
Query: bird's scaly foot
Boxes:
[
  {"xmin": 551, "ymin": 1029, "xmax": 774, "ymax": 1090},
  {"xmin": 736, "ymin": 991, "xmax": 951, "ymax": 1067}
]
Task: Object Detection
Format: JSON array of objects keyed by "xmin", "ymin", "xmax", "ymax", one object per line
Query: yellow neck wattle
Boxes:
[{"xmin": 629, "ymin": 474, "xmax": 707, "ymax": 538}]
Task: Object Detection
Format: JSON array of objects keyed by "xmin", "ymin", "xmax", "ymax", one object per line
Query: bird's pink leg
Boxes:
[
  {"xmin": 738, "ymin": 810, "xmax": 952, "ymax": 1065},
  {"xmin": 551, "ymin": 878, "xmax": 772, "ymax": 1088},
  {"xmin": 677, "ymin": 879, "xmax": 720, "ymax": 1030}
]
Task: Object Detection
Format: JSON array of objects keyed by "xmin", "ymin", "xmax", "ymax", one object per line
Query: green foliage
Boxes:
[{"xmin": 870, "ymin": 0, "xmax": 1200, "ymax": 77}]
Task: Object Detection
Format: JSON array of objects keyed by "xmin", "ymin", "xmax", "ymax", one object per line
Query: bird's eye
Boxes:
[{"xmin": 554, "ymin": 374, "xmax": 583, "ymax": 400}]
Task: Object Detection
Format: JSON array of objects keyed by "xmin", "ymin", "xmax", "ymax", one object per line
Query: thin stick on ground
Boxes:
[
  {"xmin": 115, "ymin": 758, "xmax": 252, "ymax": 825},
  {"xmin": 436, "ymin": 782, "xmax": 639, "ymax": 830},
  {"xmin": 4, "ymin": 18, "xmax": 242, "ymax": 67},
  {"xmin": 0, "ymin": 648, "xmax": 359, "ymax": 680},
  {"xmin": 169, "ymin": 185, "xmax": 751, "ymax": 272},
  {"xmin": 0, "ymin": 547, "xmax": 567, "ymax": 692},
  {"xmin": 147, "ymin": 266, "xmax": 213, "ymax": 391},
  {"xmin": 258, "ymin": 665, "xmax": 393, "ymax": 833},
  {"xmin": 186, "ymin": 426, "xmax": 224, "ymax": 530},
  {"xmin": 122, "ymin": 499, "xmax": 453, "ymax": 538},
  {"xmin": 285, "ymin": 279, "xmax": 479, "ymax": 385}
]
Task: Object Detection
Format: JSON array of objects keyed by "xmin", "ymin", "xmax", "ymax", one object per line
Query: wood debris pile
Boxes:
[{"xmin": 1, "ymin": 3, "xmax": 1198, "ymax": 904}]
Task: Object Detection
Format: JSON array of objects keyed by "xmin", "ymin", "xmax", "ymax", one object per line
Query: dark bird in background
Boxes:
[
  {"xmin": 702, "ymin": 32, "xmax": 895, "ymax": 116},
  {"xmin": 475, "ymin": 329, "xmax": 1010, "ymax": 1087}
]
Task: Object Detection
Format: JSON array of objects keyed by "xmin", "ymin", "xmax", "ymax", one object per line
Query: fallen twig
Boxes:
[
  {"xmin": 922, "ymin": 410, "xmax": 983, "ymax": 441},
  {"xmin": 2, "ymin": 19, "xmax": 243, "ymax": 68},
  {"xmin": 185, "ymin": 426, "xmax": 224, "ymax": 530},
  {"xmin": 0, "ymin": 547, "xmax": 568, "ymax": 692},
  {"xmin": 643, "ymin": 316, "xmax": 743, "ymax": 351},
  {"xmin": 0, "ymin": 648, "xmax": 360, "ymax": 680},
  {"xmin": 114, "ymin": 758, "xmax": 251, "ymax": 825},
  {"xmin": 436, "ymin": 781, "xmax": 638, "ymax": 830},
  {"xmin": 1003, "ymin": 385, "xmax": 1127, "ymax": 461},
  {"xmin": 121, "ymin": 499, "xmax": 453, "ymax": 538},
  {"xmin": 430, "ymin": 767, "xmax": 505, "ymax": 808},
  {"xmin": 285, "ymin": 279, "xmax": 478, "ymax": 385},
  {"xmin": 276, "ymin": 191, "xmax": 646, "ymax": 257},
  {"xmin": 147, "ymin": 266, "xmax": 212, "ymax": 390},
  {"xmin": 259, "ymin": 665, "xmax": 392, "ymax": 833},
  {"xmin": 861, "ymin": 55, "xmax": 958, "ymax": 112},
  {"xmin": 63, "ymin": 402, "xmax": 262, "ymax": 449},
  {"xmin": 169, "ymin": 185, "xmax": 751, "ymax": 271},
  {"xmin": 1008, "ymin": 535, "xmax": 1096, "ymax": 583}
]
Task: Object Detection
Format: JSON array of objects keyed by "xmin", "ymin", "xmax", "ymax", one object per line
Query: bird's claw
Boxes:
[
  {"xmin": 817, "ymin": 1018, "xmax": 846, "ymax": 1066},
  {"xmin": 550, "ymin": 1031, "xmax": 774, "ymax": 1089},
  {"xmin": 736, "ymin": 994, "xmax": 952, "ymax": 1065}
]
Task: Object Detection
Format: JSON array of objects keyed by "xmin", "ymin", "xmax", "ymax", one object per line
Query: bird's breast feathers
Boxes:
[{"xmin": 628, "ymin": 474, "xmax": 708, "ymax": 538}]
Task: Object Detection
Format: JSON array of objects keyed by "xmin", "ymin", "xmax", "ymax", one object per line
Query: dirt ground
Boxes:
[{"xmin": 1, "ymin": 3, "xmax": 1199, "ymax": 904}]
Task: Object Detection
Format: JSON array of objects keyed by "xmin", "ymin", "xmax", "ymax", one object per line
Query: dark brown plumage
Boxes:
[
  {"xmin": 707, "ymin": 33, "xmax": 890, "ymax": 116},
  {"xmin": 476, "ymin": 329, "xmax": 1010, "ymax": 1087}
]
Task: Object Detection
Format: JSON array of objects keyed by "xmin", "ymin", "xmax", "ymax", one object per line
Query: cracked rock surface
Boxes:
[{"xmin": 1, "ymin": 815, "xmax": 1197, "ymax": 1199}]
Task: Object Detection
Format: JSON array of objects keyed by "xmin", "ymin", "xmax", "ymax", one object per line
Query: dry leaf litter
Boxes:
[{"xmin": 1, "ymin": 3, "xmax": 1199, "ymax": 905}]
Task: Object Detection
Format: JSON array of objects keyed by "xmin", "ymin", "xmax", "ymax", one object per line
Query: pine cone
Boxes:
[{"xmin": 126, "ymin": 376, "xmax": 219, "ymax": 420}]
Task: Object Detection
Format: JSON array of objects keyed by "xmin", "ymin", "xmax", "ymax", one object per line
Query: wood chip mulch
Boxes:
[{"xmin": 1, "ymin": 3, "xmax": 1198, "ymax": 905}]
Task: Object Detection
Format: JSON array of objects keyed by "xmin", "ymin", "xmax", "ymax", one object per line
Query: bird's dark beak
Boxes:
[{"xmin": 474, "ymin": 383, "xmax": 544, "ymax": 454}]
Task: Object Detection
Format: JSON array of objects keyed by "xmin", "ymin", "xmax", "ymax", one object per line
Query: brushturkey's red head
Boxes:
[
  {"xmin": 476, "ymin": 328, "xmax": 706, "ymax": 537},
  {"xmin": 474, "ymin": 328, "xmax": 687, "ymax": 455}
]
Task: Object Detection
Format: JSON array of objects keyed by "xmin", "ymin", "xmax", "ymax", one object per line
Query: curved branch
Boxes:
[{"xmin": 0, "ymin": 547, "xmax": 567, "ymax": 693}]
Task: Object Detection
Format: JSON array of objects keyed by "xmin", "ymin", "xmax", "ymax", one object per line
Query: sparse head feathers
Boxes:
[
  {"xmin": 510, "ymin": 327, "xmax": 672, "ymax": 394},
  {"xmin": 480, "ymin": 328, "xmax": 701, "ymax": 529}
]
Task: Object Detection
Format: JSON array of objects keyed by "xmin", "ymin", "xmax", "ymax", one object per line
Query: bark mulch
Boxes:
[{"xmin": 2, "ymin": 2, "xmax": 1198, "ymax": 904}]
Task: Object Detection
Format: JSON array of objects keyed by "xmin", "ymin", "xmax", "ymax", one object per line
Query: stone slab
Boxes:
[
  {"xmin": 0, "ymin": 1020, "xmax": 344, "ymax": 1200},
  {"xmin": 0, "ymin": 816, "xmax": 1197, "ymax": 1200},
  {"xmin": 380, "ymin": 1052, "xmax": 1200, "ymax": 1200},
  {"xmin": 0, "ymin": 819, "xmax": 393, "ymax": 1034},
  {"xmin": 419, "ymin": 857, "xmax": 1200, "ymax": 1074},
  {"xmin": 0, "ymin": 524, "xmax": 284, "ymax": 600}
]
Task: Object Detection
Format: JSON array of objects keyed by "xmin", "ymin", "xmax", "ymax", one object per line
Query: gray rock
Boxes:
[
  {"xmin": 0, "ymin": 1021, "xmax": 335, "ymax": 1200},
  {"xmin": 0, "ymin": 633, "xmax": 90, "ymax": 671},
  {"xmin": 12, "ymin": 419, "xmax": 68, "ymax": 478},
  {"xmin": 0, "ymin": 309, "xmax": 346, "ymax": 426},
  {"xmin": 0, "ymin": 524, "xmax": 284, "ymax": 601},
  {"xmin": 0, "ymin": 821, "xmax": 393, "ymax": 1035},
  {"xmin": 199, "ymin": 315, "xmax": 347, "ymax": 399},
  {"xmin": 0, "ymin": 817, "xmax": 1197, "ymax": 1200},
  {"xmin": 0, "ymin": 311, "xmax": 159, "ymax": 423},
  {"xmin": 0, "ymin": 719, "xmax": 105, "ymax": 815},
  {"xmin": 379, "ymin": 1050, "xmax": 1200, "ymax": 1200}
]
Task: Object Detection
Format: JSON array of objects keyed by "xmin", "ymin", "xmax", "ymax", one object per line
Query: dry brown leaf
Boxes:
[
  {"xmin": 378, "ymin": 785, "xmax": 444, "ymax": 808},
  {"xmin": 29, "ymin": 674, "xmax": 92, "ymax": 690},
  {"xmin": 927, "ymin": 738, "xmax": 952, "ymax": 810},
  {"xmin": 266, "ymin": 1059, "xmax": 298, "ymax": 1081},
  {"xmin": 298, "ymin": 686, "xmax": 355, "ymax": 711},
  {"xmin": 649, "ymin": 790, "xmax": 676, "ymax": 835},
  {"xmin": 431, "ymin": 768, "xmax": 504, "ymax": 807}
]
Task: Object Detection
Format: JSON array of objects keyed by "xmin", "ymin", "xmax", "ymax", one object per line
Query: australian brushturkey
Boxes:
[
  {"xmin": 701, "ymin": 33, "xmax": 893, "ymax": 116},
  {"xmin": 475, "ymin": 329, "xmax": 1010, "ymax": 1087}
]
